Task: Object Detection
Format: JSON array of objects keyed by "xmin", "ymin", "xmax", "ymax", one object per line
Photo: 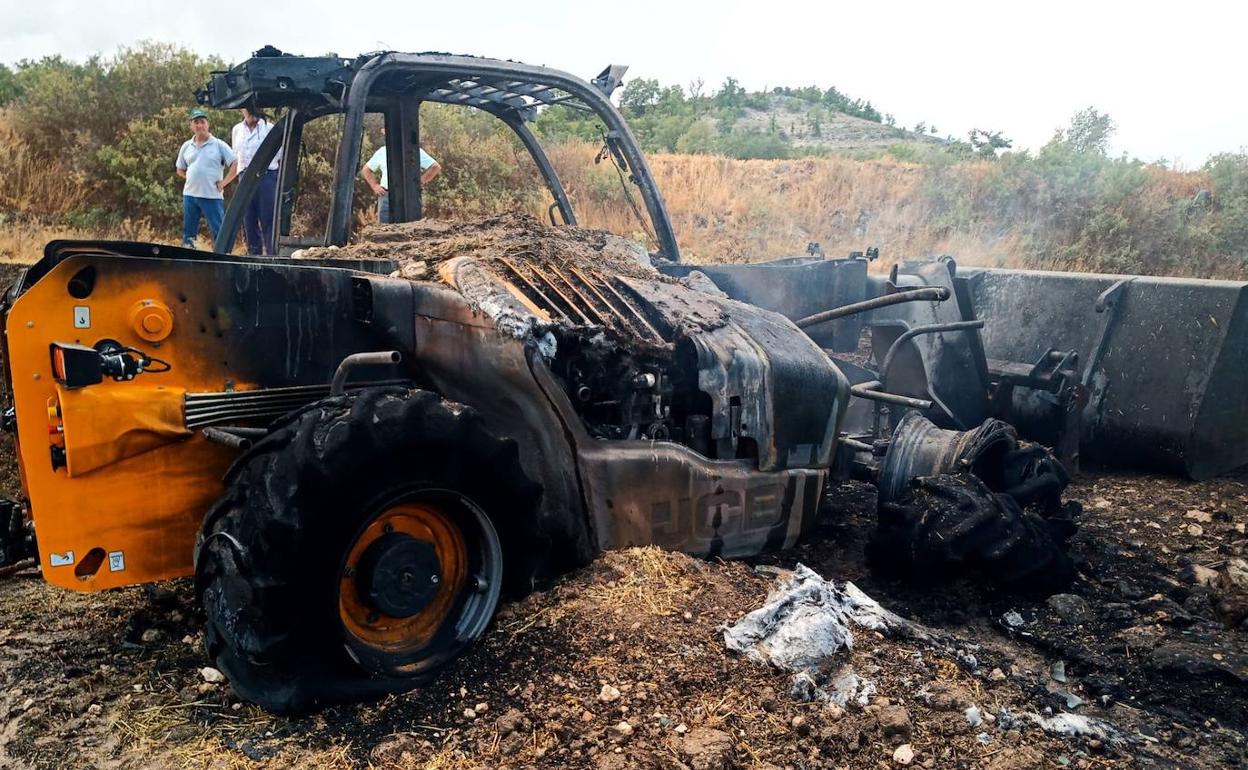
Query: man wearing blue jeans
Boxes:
[
  {"xmin": 222, "ymin": 106, "xmax": 281, "ymax": 255},
  {"xmin": 176, "ymin": 109, "xmax": 236, "ymax": 248}
]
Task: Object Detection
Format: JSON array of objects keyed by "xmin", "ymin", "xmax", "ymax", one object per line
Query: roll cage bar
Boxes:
[{"xmin": 198, "ymin": 48, "xmax": 680, "ymax": 260}]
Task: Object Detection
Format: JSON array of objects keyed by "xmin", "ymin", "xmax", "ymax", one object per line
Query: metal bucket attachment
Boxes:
[
  {"xmin": 962, "ymin": 268, "xmax": 1248, "ymax": 479},
  {"xmin": 659, "ymin": 258, "xmax": 869, "ymax": 350}
]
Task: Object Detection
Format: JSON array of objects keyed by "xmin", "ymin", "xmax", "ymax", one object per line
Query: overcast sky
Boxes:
[{"xmin": 3, "ymin": 0, "xmax": 1243, "ymax": 165}]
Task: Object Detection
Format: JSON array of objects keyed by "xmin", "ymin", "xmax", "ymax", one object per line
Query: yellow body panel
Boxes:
[{"xmin": 6, "ymin": 255, "xmax": 244, "ymax": 591}]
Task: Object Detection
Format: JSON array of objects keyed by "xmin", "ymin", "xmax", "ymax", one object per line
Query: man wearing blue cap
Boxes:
[{"xmin": 176, "ymin": 109, "xmax": 236, "ymax": 248}]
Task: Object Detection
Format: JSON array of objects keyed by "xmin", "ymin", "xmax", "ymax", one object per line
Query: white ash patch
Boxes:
[{"xmin": 723, "ymin": 564, "xmax": 929, "ymax": 705}]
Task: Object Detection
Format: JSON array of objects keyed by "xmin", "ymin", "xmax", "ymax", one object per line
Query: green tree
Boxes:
[
  {"xmin": 1206, "ymin": 153, "xmax": 1248, "ymax": 260},
  {"xmin": 969, "ymin": 129, "xmax": 1013, "ymax": 158},
  {"xmin": 714, "ymin": 77, "xmax": 746, "ymax": 112},
  {"xmin": 1057, "ymin": 107, "xmax": 1115, "ymax": 155},
  {"xmin": 95, "ymin": 106, "xmax": 194, "ymax": 222},
  {"xmin": 620, "ymin": 78, "xmax": 661, "ymax": 116},
  {"xmin": 0, "ymin": 63, "xmax": 20, "ymax": 106},
  {"xmin": 675, "ymin": 121, "xmax": 717, "ymax": 154}
]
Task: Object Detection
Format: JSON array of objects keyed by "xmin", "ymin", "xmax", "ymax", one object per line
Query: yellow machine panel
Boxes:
[{"xmin": 6, "ymin": 255, "xmax": 243, "ymax": 591}]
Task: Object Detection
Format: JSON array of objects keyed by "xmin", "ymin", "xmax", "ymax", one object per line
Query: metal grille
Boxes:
[
  {"xmin": 493, "ymin": 259, "xmax": 667, "ymax": 344},
  {"xmin": 184, "ymin": 380, "xmax": 408, "ymax": 428}
]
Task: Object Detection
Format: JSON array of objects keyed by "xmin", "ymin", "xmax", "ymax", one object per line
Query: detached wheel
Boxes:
[
  {"xmin": 872, "ymin": 473, "xmax": 1074, "ymax": 593},
  {"xmin": 194, "ymin": 387, "xmax": 540, "ymax": 713}
]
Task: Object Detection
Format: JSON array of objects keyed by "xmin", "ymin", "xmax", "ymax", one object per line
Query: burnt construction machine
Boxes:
[{"xmin": 1, "ymin": 47, "xmax": 1245, "ymax": 712}]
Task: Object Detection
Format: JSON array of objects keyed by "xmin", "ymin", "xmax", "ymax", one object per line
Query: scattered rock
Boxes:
[
  {"xmin": 989, "ymin": 668, "xmax": 1007, "ymax": 682},
  {"xmin": 922, "ymin": 682, "xmax": 971, "ymax": 711},
  {"xmin": 1002, "ymin": 610, "xmax": 1025, "ymax": 628},
  {"xmin": 1185, "ymin": 510, "xmax": 1213, "ymax": 524},
  {"xmin": 599, "ymin": 684, "xmax": 621, "ymax": 702},
  {"xmin": 388, "ymin": 260, "xmax": 429, "ymax": 280},
  {"xmin": 370, "ymin": 734, "xmax": 422, "ymax": 766},
  {"xmin": 1224, "ymin": 559, "xmax": 1248, "ymax": 592},
  {"xmin": 677, "ymin": 727, "xmax": 737, "ymax": 770},
  {"xmin": 1186, "ymin": 564, "xmax": 1221, "ymax": 588},
  {"xmin": 473, "ymin": 701, "xmax": 488, "ymax": 713},
  {"xmin": 1047, "ymin": 593, "xmax": 1091, "ymax": 625},
  {"xmin": 463, "ymin": 707, "xmax": 478, "ymax": 719},
  {"xmin": 140, "ymin": 628, "xmax": 163, "ymax": 644},
  {"xmin": 893, "ymin": 743, "xmax": 914, "ymax": 765},
  {"xmin": 876, "ymin": 705, "xmax": 913, "ymax": 743},
  {"xmin": 199, "ymin": 667, "xmax": 226, "ymax": 684},
  {"xmin": 608, "ymin": 720, "xmax": 634, "ymax": 741},
  {"xmin": 1187, "ymin": 523, "xmax": 1205, "ymax": 537},
  {"xmin": 986, "ymin": 747, "xmax": 1044, "ymax": 770},
  {"xmin": 1050, "ymin": 660, "xmax": 1067, "ymax": 683},
  {"xmin": 496, "ymin": 708, "xmax": 530, "ymax": 736}
]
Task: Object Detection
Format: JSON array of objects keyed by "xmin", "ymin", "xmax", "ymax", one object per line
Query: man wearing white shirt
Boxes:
[
  {"xmin": 360, "ymin": 143, "xmax": 441, "ymax": 224},
  {"xmin": 223, "ymin": 107, "xmax": 281, "ymax": 255}
]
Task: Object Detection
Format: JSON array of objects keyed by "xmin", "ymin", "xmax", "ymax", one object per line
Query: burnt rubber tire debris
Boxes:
[
  {"xmin": 193, "ymin": 387, "xmax": 541, "ymax": 713},
  {"xmin": 872, "ymin": 473, "xmax": 1076, "ymax": 593}
]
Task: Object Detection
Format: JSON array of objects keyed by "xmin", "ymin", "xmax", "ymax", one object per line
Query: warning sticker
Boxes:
[
  {"xmin": 108, "ymin": 551, "xmax": 126, "ymax": 572},
  {"xmin": 49, "ymin": 551, "xmax": 75, "ymax": 567}
]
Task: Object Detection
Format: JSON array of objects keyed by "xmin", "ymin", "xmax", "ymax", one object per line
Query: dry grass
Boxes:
[
  {"xmin": 1, "ymin": 111, "xmax": 1229, "ymax": 279},
  {"xmin": 0, "ymin": 221, "xmax": 174, "ymax": 264},
  {"xmin": 0, "ymin": 116, "xmax": 93, "ymax": 219},
  {"xmin": 547, "ymin": 144, "xmax": 1228, "ymax": 276},
  {"xmin": 581, "ymin": 547, "xmax": 704, "ymax": 617}
]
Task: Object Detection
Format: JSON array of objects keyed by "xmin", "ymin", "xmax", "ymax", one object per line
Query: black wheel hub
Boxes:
[{"xmin": 355, "ymin": 533, "xmax": 442, "ymax": 618}]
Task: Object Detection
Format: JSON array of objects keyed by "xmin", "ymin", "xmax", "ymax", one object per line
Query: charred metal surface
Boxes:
[
  {"xmin": 871, "ymin": 260, "xmax": 991, "ymax": 430},
  {"xmin": 658, "ymin": 257, "xmax": 869, "ymax": 350},
  {"xmin": 530, "ymin": 356, "xmax": 827, "ymax": 559}
]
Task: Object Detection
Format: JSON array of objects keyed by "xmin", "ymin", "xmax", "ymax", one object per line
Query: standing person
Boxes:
[
  {"xmin": 176, "ymin": 109, "xmax": 236, "ymax": 248},
  {"xmin": 222, "ymin": 106, "xmax": 281, "ymax": 255},
  {"xmin": 360, "ymin": 143, "xmax": 441, "ymax": 224}
]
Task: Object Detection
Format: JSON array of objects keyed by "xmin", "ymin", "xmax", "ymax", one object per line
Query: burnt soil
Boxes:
[
  {"xmin": 303, "ymin": 212, "xmax": 662, "ymax": 283},
  {"xmin": 0, "ymin": 261, "xmax": 1246, "ymax": 768}
]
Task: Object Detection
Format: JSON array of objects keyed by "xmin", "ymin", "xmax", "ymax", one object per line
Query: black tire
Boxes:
[
  {"xmin": 872, "ymin": 473, "xmax": 1074, "ymax": 593},
  {"xmin": 193, "ymin": 387, "xmax": 542, "ymax": 713}
]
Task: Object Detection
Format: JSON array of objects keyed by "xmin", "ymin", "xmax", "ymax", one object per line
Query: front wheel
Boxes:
[{"xmin": 193, "ymin": 387, "xmax": 541, "ymax": 713}]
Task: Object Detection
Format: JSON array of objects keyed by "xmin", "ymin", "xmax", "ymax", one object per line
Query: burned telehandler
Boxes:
[{"xmin": 2, "ymin": 48, "xmax": 1088, "ymax": 712}]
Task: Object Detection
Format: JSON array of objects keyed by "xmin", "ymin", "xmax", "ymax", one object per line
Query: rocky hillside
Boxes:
[{"xmin": 732, "ymin": 94, "xmax": 948, "ymax": 153}]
